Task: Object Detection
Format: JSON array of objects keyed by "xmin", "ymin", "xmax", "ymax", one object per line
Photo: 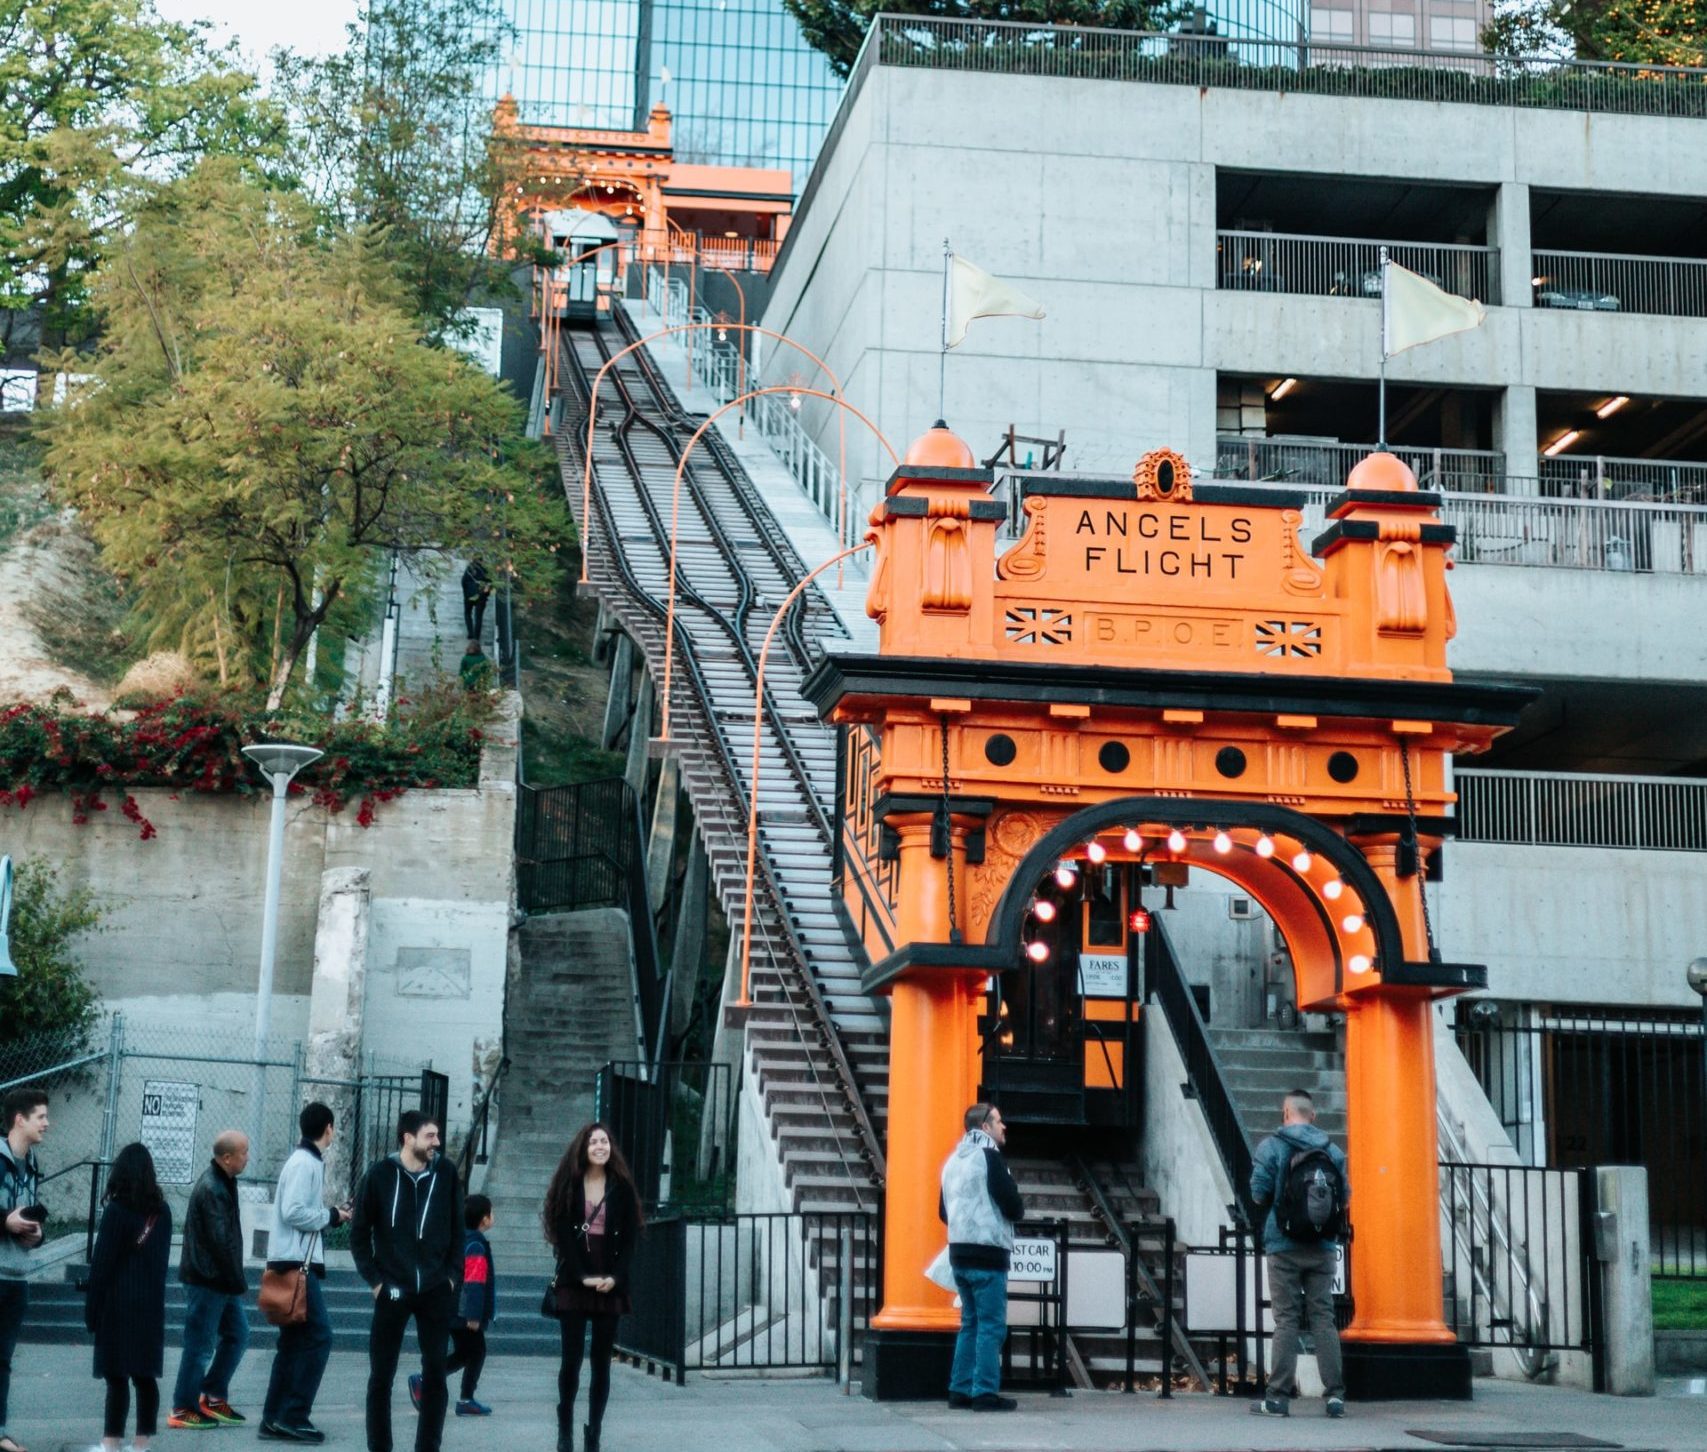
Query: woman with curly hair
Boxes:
[
  {"xmin": 85, "ymin": 1142, "xmax": 171, "ymax": 1451},
  {"xmin": 542, "ymin": 1123, "xmax": 642, "ymax": 1452}
]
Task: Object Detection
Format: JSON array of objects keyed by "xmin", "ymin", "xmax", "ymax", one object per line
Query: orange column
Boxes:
[
  {"xmin": 872, "ymin": 813, "xmax": 984, "ymax": 1333},
  {"xmin": 1342, "ymin": 840, "xmax": 1455, "ymax": 1347}
]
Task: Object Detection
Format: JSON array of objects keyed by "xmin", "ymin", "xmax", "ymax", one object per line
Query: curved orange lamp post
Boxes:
[
  {"xmin": 737, "ymin": 540, "xmax": 874, "ymax": 1011},
  {"xmin": 659, "ymin": 385, "xmax": 898, "ymax": 743},
  {"xmin": 576, "ymin": 324, "xmax": 845, "ymax": 585}
]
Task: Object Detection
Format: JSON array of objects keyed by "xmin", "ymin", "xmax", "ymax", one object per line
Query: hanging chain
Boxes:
[
  {"xmin": 939, "ymin": 714, "xmax": 961, "ymax": 945},
  {"xmin": 1400, "ymin": 737, "xmax": 1442, "ymax": 964}
]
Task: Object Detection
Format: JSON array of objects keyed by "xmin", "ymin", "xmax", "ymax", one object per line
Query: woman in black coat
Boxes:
[
  {"xmin": 542, "ymin": 1123, "xmax": 642, "ymax": 1452},
  {"xmin": 85, "ymin": 1142, "xmax": 171, "ymax": 1451}
]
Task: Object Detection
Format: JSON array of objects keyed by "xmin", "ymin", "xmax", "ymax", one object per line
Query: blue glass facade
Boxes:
[{"xmin": 490, "ymin": 0, "xmax": 841, "ymax": 186}]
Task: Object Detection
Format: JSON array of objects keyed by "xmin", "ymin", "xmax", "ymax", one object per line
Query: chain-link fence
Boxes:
[{"xmin": 0, "ymin": 1015, "xmax": 442, "ymax": 1245}]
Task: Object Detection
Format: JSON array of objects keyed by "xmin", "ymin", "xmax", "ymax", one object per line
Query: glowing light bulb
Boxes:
[
  {"xmin": 1086, "ymin": 840, "xmax": 1107, "ymax": 865},
  {"xmin": 1032, "ymin": 899, "xmax": 1057, "ymax": 924},
  {"xmin": 1166, "ymin": 829, "xmax": 1186, "ymax": 853},
  {"xmin": 1213, "ymin": 831, "xmax": 1232, "ymax": 854},
  {"xmin": 1291, "ymin": 850, "xmax": 1312, "ymax": 873},
  {"xmin": 1349, "ymin": 954, "xmax": 1373, "ymax": 976},
  {"xmin": 1323, "ymin": 878, "xmax": 1344, "ymax": 901},
  {"xmin": 1342, "ymin": 913, "xmax": 1364, "ymax": 933},
  {"xmin": 789, "ymin": 391, "xmax": 802, "ymax": 411},
  {"xmin": 1123, "ymin": 828, "xmax": 1141, "ymax": 853},
  {"xmin": 1255, "ymin": 835, "xmax": 1275, "ymax": 858},
  {"xmin": 717, "ymin": 327, "xmax": 728, "ymax": 342},
  {"xmin": 1055, "ymin": 862, "xmax": 1077, "ymax": 890},
  {"xmin": 1026, "ymin": 940, "xmax": 1049, "ymax": 964}
]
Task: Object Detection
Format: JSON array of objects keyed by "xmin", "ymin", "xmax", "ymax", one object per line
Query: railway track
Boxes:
[{"xmin": 556, "ymin": 311, "xmax": 887, "ymax": 1214}]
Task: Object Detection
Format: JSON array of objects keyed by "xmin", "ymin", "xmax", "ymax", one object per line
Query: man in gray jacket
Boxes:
[
  {"xmin": 1249, "ymin": 1088, "xmax": 1349, "ymax": 1419},
  {"xmin": 938, "ymin": 1103, "xmax": 1025, "ymax": 1413},
  {"xmin": 0, "ymin": 1088, "xmax": 48, "ymax": 1452},
  {"xmin": 260, "ymin": 1103, "xmax": 350, "ymax": 1445}
]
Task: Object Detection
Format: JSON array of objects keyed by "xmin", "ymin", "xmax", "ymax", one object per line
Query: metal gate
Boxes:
[{"xmin": 1456, "ymin": 1001, "xmax": 1706, "ymax": 1278}]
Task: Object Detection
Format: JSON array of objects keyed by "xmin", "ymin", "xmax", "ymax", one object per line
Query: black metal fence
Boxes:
[
  {"xmin": 517, "ymin": 778, "xmax": 666, "ymax": 1064},
  {"xmin": 1439, "ymin": 1160, "xmax": 1599, "ymax": 1375},
  {"xmin": 594, "ymin": 1061, "xmax": 736, "ymax": 1214},
  {"xmin": 1455, "ymin": 1003, "xmax": 1707, "ymax": 1278},
  {"xmin": 616, "ymin": 1210, "xmax": 877, "ymax": 1383}
]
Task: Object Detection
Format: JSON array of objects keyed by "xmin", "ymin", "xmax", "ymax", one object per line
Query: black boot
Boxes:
[
  {"xmin": 584, "ymin": 1423, "xmax": 601, "ymax": 1452},
  {"xmin": 557, "ymin": 1428, "xmax": 574, "ymax": 1452}
]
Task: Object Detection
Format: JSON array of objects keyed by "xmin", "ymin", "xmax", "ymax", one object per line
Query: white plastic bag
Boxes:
[{"xmin": 924, "ymin": 1245, "xmax": 956, "ymax": 1292}]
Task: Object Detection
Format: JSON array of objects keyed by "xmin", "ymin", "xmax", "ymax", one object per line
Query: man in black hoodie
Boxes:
[{"xmin": 351, "ymin": 1111, "xmax": 462, "ymax": 1452}]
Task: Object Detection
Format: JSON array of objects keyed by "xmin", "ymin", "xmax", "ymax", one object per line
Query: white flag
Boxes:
[
  {"xmin": 1384, "ymin": 261, "xmax": 1486, "ymax": 357},
  {"xmin": 945, "ymin": 254, "xmax": 1045, "ymax": 349}
]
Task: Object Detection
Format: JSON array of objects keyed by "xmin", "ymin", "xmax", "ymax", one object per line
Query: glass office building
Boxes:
[{"xmin": 490, "ymin": 0, "xmax": 843, "ymax": 186}]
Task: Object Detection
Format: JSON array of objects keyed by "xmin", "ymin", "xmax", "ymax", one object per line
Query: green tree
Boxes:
[
  {"xmin": 1484, "ymin": 0, "xmax": 1705, "ymax": 63},
  {"xmin": 0, "ymin": 857, "xmax": 102, "ymax": 1047},
  {"xmin": 40, "ymin": 161, "xmax": 567, "ymax": 709},
  {"xmin": 270, "ymin": 0, "xmax": 540, "ymax": 338},
  {"xmin": 782, "ymin": 0, "xmax": 1177, "ymax": 78},
  {"xmin": 0, "ymin": 0, "xmax": 279, "ymax": 354}
]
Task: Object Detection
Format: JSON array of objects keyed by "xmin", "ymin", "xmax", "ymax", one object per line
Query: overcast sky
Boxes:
[{"xmin": 154, "ymin": 0, "xmax": 359, "ymax": 62}]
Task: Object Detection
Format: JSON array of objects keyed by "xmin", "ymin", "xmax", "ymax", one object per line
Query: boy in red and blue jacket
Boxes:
[{"xmin": 412, "ymin": 1194, "xmax": 497, "ymax": 1417}]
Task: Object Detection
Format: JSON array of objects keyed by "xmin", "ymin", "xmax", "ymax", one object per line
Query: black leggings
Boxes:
[
  {"xmin": 557, "ymin": 1313, "xmax": 617, "ymax": 1433},
  {"xmin": 104, "ymin": 1375, "xmax": 159, "ymax": 1438}
]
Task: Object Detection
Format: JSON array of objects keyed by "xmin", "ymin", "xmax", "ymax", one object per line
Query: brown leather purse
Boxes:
[{"xmin": 258, "ymin": 1233, "xmax": 319, "ymax": 1327}]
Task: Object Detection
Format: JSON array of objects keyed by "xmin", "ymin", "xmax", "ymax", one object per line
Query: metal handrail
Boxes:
[
  {"xmin": 1532, "ymin": 248, "xmax": 1707, "ymax": 318},
  {"xmin": 1147, "ymin": 920, "xmax": 1258, "ymax": 1226},
  {"xmin": 458, "ymin": 1055, "xmax": 510, "ymax": 1181}
]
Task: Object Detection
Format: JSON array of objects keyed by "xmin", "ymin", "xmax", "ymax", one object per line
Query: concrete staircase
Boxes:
[
  {"xmin": 480, "ymin": 907, "xmax": 643, "ymax": 1282},
  {"xmin": 1207, "ymin": 1025, "xmax": 1348, "ymax": 1151}
]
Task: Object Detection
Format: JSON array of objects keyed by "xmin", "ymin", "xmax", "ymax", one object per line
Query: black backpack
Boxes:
[{"xmin": 1275, "ymin": 1146, "xmax": 1345, "ymax": 1242}]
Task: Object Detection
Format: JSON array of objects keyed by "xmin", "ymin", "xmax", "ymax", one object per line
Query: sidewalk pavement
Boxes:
[{"xmin": 7, "ymin": 1341, "xmax": 1704, "ymax": 1451}]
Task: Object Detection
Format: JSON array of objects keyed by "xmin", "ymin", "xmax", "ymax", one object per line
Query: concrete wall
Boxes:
[
  {"xmin": 766, "ymin": 65, "xmax": 1707, "ymax": 484},
  {"xmin": 1137, "ymin": 1011, "xmax": 1240, "ymax": 1247},
  {"xmin": 1434, "ymin": 841, "xmax": 1707, "ymax": 1009},
  {"xmin": 4, "ymin": 693, "xmax": 521, "ymax": 1135}
]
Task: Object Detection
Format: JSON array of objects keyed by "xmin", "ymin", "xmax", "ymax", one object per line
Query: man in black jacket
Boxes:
[
  {"xmin": 351, "ymin": 1111, "xmax": 462, "ymax": 1452},
  {"xmin": 169, "ymin": 1129, "xmax": 251, "ymax": 1429}
]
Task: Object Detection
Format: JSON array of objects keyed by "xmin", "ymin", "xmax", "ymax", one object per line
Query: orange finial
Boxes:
[
  {"xmin": 903, "ymin": 420, "xmax": 976, "ymax": 470},
  {"xmin": 1347, "ymin": 451, "xmax": 1420, "ymax": 492}
]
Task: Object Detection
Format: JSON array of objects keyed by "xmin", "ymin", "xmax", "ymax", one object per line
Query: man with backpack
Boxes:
[{"xmin": 1249, "ymin": 1088, "xmax": 1349, "ymax": 1418}]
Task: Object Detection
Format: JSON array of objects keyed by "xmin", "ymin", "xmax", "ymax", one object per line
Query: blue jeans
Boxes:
[
  {"xmin": 262, "ymin": 1271, "xmax": 331, "ymax": 1427},
  {"xmin": 172, "ymin": 1284, "xmax": 250, "ymax": 1411},
  {"xmin": 948, "ymin": 1266, "xmax": 1008, "ymax": 1401}
]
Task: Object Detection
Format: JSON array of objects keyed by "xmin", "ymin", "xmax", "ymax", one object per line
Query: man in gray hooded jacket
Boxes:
[
  {"xmin": 938, "ymin": 1103, "xmax": 1024, "ymax": 1412},
  {"xmin": 1250, "ymin": 1088, "xmax": 1349, "ymax": 1418}
]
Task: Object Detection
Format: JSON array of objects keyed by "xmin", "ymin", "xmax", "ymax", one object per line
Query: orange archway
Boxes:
[{"xmin": 803, "ymin": 432, "xmax": 1535, "ymax": 1401}]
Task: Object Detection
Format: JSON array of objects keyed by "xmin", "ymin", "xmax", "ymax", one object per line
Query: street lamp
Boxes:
[
  {"xmin": 241, "ymin": 742, "xmax": 322, "ymax": 1151},
  {"xmin": 0, "ymin": 855, "xmax": 17, "ymax": 977}
]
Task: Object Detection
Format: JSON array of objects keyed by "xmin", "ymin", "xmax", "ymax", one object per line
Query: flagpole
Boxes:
[
  {"xmin": 939, "ymin": 238, "xmax": 950, "ymax": 420},
  {"xmin": 1378, "ymin": 245, "xmax": 1389, "ymax": 451}
]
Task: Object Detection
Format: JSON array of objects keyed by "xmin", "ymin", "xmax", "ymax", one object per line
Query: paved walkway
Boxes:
[{"xmin": 7, "ymin": 1342, "xmax": 1704, "ymax": 1452}]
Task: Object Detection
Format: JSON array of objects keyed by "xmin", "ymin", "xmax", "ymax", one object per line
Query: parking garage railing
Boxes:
[
  {"xmin": 1538, "ymin": 454, "xmax": 1707, "ymax": 504},
  {"xmin": 1217, "ymin": 231, "xmax": 1499, "ymax": 304},
  {"xmin": 1214, "ymin": 435, "xmax": 1505, "ymax": 491},
  {"xmin": 861, "ymin": 16, "xmax": 1707, "ymax": 119},
  {"xmin": 1532, "ymin": 249, "xmax": 1707, "ymax": 318},
  {"xmin": 1455, "ymin": 768, "xmax": 1707, "ymax": 852}
]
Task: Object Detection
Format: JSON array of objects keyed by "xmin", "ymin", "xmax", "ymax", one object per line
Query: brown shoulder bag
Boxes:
[{"xmin": 258, "ymin": 1232, "xmax": 320, "ymax": 1327}]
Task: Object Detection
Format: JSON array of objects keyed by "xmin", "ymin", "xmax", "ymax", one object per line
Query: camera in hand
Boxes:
[{"xmin": 17, "ymin": 1205, "xmax": 48, "ymax": 1225}]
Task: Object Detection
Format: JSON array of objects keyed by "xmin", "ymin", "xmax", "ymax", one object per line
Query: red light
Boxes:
[{"xmin": 1127, "ymin": 908, "xmax": 1152, "ymax": 934}]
